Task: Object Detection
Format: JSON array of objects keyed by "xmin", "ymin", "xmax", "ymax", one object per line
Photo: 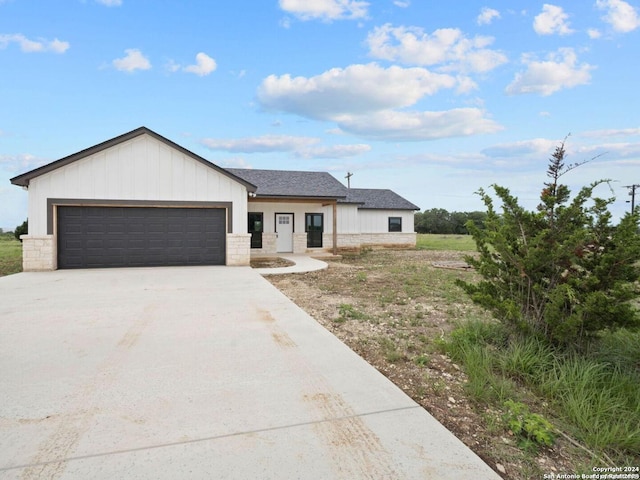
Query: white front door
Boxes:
[{"xmin": 276, "ymin": 214, "xmax": 293, "ymax": 252}]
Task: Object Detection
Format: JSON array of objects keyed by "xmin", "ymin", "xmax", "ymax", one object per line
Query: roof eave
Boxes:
[
  {"xmin": 359, "ymin": 206, "xmax": 421, "ymax": 211},
  {"xmin": 253, "ymin": 194, "xmax": 347, "ymax": 201},
  {"xmin": 9, "ymin": 127, "xmax": 257, "ymax": 192}
]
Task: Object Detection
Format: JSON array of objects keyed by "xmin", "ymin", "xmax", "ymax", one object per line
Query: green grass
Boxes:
[
  {"xmin": 335, "ymin": 303, "xmax": 369, "ymax": 323},
  {"xmin": 439, "ymin": 320, "xmax": 640, "ymax": 461},
  {"xmin": 0, "ymin": 235, "xmax": 22, "ymax": 276},
  {"xmin": 416, "ymin": 233, "xmax": 477, "ymax": 251}
]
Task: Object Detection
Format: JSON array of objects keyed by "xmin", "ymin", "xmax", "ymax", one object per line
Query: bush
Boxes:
[
  {"xmin": 14, "ymin": 219, "xmax": 27, "ymax": 242},
  {"xmin": 457, "ymin": 141, "xmax": 640, "ymax": 346}
]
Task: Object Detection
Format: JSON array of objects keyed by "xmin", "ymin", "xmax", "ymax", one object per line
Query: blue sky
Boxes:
[{"xmin": 1, "ymin": 0, "xmax": 639, "ymax": 231}]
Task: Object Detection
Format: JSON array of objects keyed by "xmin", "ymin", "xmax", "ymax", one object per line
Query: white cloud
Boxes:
[
  {"xmin": 455, "ymin": 75, "xmax": 479, "ymax": 94},
  {"xmin": 279, "ymin": 17, "xmax": 292, "ymax": 29},
  {"xmin": 505, "ymin": 48, "xmax": 593, "ymax": 96},
  {"xmin": 295, "ymin": 143, "xmax": 371, "ymax": 158},
  {"xmin": 258, "ymin": 63, "xmax": 457, "ymax": 119},
  {"xmin": 394, "ymin": 1, "xmax": 410, "ymax": 7},
  {"xmin": 278, "ymin": 0, "xmax": 369, "ymax": 21},
  {"xmin": 96, "ymin": 0, "xmax": 122, "ymax": 5},
  {"xmin": 366, "ymin": 24, "xmax": 507, "ymax": 73},
  {"xmin": 481, "ymin": 138, "xmax": 558, "ymax": 158},
  {"xmin": 577, "ymin": 142, "xmax": 640, "ymax": 159},
  {"xmin": 579, "ymin": 127, "xmax": 640, "ymax": 138},
  {"xmin": 183, "ymin": 52, "xmax": 217, "ymax": 76},
  {"xmin": 333, "ymin": 108, "xmax": 502, "ymax": 141},
  {"xmin": 165, "ymin": 59, "xmax": 181, "ymax": 73},
  {"xmin": 587, "ymin": 28, "xmax": 602, "ymax": 38},
  {"xmin": 257, "ymin": 63, "xmax": 502, "ymax": 141},
  {"xmin": 0, "ymin": 153, "xmax": 48, "ymax": 173},
  {"xmin": 201, "ymin": 134, "xmax": 370, "ymax": 159},
  {"xmin": 0, "ymin": 33, "xmax": 69, "ymax": 53},
  {"xmin": 112, "ymin": 48, "xmax": 151, "ymax": 72},
  {"xmin": 533, "ymin": 4, "xmax": 574, "ymax": 35},
  {"xmin": 596, "ymin": 0, "xmax": 640, "ymax": 33},
  {"xmin": 477, "ymin": 7, "xmax": 501, "ymax": 25},
  {"xmin": 201, "ymin": 135, "xmax": 319, "ymax": 153}
]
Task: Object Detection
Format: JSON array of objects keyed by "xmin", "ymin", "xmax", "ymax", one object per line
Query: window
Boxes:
[
  {"xmin": 305, "ymin": 213, "xmax": 323, "ymax": 248},
  {"xmin": 388, "ymin": 217, "xmax": 402, "ymax": 232},
  {"xmin": 248, "ymin": 212, "xmax": 263, "ymax": 249}
]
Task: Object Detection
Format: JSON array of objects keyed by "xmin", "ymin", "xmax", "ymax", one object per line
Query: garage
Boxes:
[
  {"xmin": 57, "ymin": 206, "xmax": 226, "ymax": 269},
  {"xmin": 9, "ymin": 127, "xmax": 258, "ymax": 270}
]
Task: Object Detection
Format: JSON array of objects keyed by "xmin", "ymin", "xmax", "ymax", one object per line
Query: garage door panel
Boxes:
[
  {"xmin": 86, "ymin": 239, "xmax": 105, "ymax": 248},
  {"xmin": 58, "ymin": 206, "xmax": 226, "ymax": 269}
]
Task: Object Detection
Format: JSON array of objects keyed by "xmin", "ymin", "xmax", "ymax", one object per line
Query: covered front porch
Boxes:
[{"xmin": 246, "ymin": 198, "xmax": 345, "ymax": 256}]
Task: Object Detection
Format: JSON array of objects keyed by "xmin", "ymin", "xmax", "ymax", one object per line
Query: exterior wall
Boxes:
[
  {"xmin": 361, "ymin": 232, "xmax": 417, "ymax": 248},
  {"xmin": 21, "ymin": 235, "xmax": 57, "ymax": 271},
  {"xmin": 247, "ymin": 202, "xmax": 417, "ymax": 254},
  {"xmin": 358, "ymin": 209, "xmax": 415, "ymax": 235},
  {"xmin": 336, "ymin": 204, "xmax": 359, "ymax": 234},
  {"xmin": 247, "ymin": 201, "xmax": 336, "ymax": 254},
  {"xmin": 249, "ymin": 233, "xmax": 277, "ymax": 255},
  {"xmin": 292, "ymin": 233, "xmax": 307, "ymax": 254},
  {"xmin": 334, "ymin": 233, "xmax": 362, "ymax": 250},
  {"xmin": 226, "ymin": 234, "xmax": 251, "ymax": 266},
  {"xmin": 27, "ymin": 134, "xmax": 248, "ymax": 236},
  {"xmin": 247, "ymin": 201, "xmax": 336, "ymax": 235}
]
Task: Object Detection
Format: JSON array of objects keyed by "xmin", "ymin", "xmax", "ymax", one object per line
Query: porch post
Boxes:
[{"xmin": 332, "ymin": 201, "xmax": 338, "ymax": 255}]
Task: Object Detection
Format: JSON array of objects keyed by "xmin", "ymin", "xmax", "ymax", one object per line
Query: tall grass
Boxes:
[
  {"xmin": 440, "ymin": 319, "xmax": 640, "ymax": 459},
  {"xmin": 0, "ymin": 235, "xmax": 22, "ymax": 276},
  {"xmin": 416, "ymin": 233, "xmax": 477, "ymax": 251}
]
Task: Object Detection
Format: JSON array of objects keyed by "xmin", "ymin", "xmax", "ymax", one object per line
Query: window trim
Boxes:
[
  {"xmin": 305, "ymin": 212, "xmax": 324, "ymax": 248},
  {"xmin": 388, "ymin": 216, "xmax": 402, "ymax": 232},
  {"xmin": 248, "ymin": 212, "xmax": 263, "ymax": 249}
]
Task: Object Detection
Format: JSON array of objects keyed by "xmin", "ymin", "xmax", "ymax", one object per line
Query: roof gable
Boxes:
[
  {"xmin": 226, "ymin": 168, "xmax": 348, "ymax": 199},
  {"xmin": 341, "ymin": 188, "xmax": 420, "ymax": 210},
  {"xmin": 10, "ymin": 127, "xmax": 257, "ymax": 192}
]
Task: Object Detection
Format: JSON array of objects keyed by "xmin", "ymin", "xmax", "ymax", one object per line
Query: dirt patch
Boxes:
[
  {"xmin": 250, "ymin": 257, "xmax": 296, "ymax": 268},
  {"xmin": 267, "ymin": 249, "xmax": 581, "ymax": 480}
]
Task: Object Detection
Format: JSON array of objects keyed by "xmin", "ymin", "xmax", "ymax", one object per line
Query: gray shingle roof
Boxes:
[
  {"xmin": 226, "ymin": 168, "xmax": 349, "ymax": 199},
  {"xmin": 341, "ymin": 188, "xmax": 420, "ymax": 210}
]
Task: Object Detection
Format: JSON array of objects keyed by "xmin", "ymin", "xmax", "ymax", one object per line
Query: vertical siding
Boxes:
[
  {"xmin": 359, "ymin": 210, "xmax": 415, "ymax": 233},
  {"xmin": 336, "ymin": 204, "xmax": 359, "ymax": 233},
  {"xmin": 28, "ymin": 134, "xmax": 248, "ymax": 235}
]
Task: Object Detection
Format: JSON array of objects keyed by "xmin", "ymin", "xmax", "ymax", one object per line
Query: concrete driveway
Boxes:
[{"xmin": 0, "ymin": 267, "xmax": 500, "ymax": 479}]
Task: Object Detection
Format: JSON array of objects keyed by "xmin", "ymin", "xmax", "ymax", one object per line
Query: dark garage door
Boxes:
[{"xmin": 57, "ymin": 206, "xmax": 226, "ymax": 269}]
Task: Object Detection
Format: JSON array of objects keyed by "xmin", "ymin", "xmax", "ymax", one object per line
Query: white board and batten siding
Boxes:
[
  {"xmin": 27, "ymin": 133, "xmax": 248, "ymax": 236},
  {"xmin": 358, "ymin": 209, "xmax": 415, "ymax": 234}
]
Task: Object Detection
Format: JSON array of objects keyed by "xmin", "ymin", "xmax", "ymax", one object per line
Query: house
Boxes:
[{"xmin": 10, "ymin": 127, "xmax": 419, "ymax": 271}]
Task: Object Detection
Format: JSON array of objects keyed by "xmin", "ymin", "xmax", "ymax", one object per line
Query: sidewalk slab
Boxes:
[{"xmin": 253, "ymin": 254, "xmax": 329, "ymax": 275}]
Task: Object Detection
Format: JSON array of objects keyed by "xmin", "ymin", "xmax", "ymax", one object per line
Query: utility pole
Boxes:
[
  {"xmin": 345, "ymin": 172, "xmax": 353, "ymax": 189},
  {"xmin": 624, "ymin": 184, "xmax": 639, "ymax": 213}
]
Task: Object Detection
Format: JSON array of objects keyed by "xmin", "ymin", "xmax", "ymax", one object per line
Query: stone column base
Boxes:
[
  {"xmin": 226, "ymin": 234, "xmax": 251, "ymax": 266},
  {"xmin": 21, "ymin": 235, "xmax": 57, "ymax": 271}
]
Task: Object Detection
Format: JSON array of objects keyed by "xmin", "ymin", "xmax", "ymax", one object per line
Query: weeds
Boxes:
[
  {"xmin": 334, "ymin": 303, "xmax": 368, "ymax": 323},
  {"xmin": 414, "ymin": 354, "xmax": 429, "ymax": 366},
  {"xmin": 441, "ymin": 319, "xmax": 640, "ymax": 459},
  {"xmin": 502, "ymin": 400, "xmax": 555, "ymax": 451},
  {"xmin": 377, "ymin": 337, "xmax": 406, "ymax": 363}
]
